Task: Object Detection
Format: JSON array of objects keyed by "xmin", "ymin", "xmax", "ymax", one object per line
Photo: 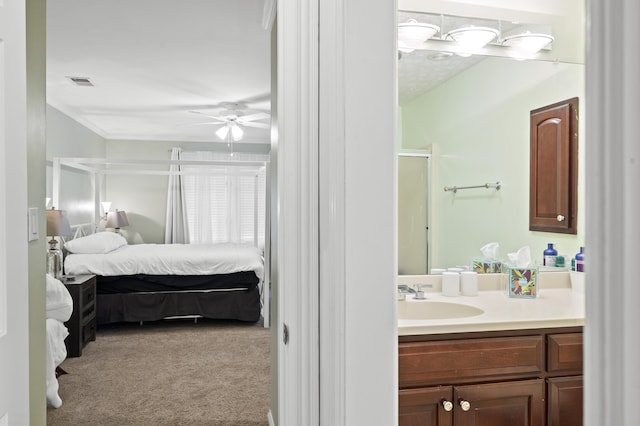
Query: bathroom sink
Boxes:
[{"xmin": 398, "ymin": 300, "xmax": 484, "ymax": 320}]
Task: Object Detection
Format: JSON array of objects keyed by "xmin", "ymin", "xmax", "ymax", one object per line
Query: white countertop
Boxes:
[{"xmin": 398, "ymin": 272, "xmax": 586, "ymax": 336}]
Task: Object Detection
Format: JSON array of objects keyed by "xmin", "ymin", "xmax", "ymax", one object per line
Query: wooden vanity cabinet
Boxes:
[
  {"xmin": 400, "ymin": 380, "xmax": 544, "ymax": 426},
  {"xmin": 399, "ymin": 328, "xmax": 583, "ymax": 426},
  {"xmin": 546, "ymin": 333, "xmax": 583, "ymax": 426}
]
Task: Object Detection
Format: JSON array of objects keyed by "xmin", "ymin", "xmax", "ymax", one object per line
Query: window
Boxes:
[{"xmin": 180, "ymin": 151, "xmax": 266, "ymax": 246}]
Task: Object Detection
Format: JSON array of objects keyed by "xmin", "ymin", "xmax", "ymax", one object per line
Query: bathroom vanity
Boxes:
[{"xmin": 398, "ymin": 273, "xmax": 585, "ymax": 426}]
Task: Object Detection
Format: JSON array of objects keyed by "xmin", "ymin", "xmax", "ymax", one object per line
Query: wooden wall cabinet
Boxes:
[
  {"xmin": 529, "ymin": 97, "xmax": 579, "ymax": 234},
  {"xmin": 399, "ymin": 328, "xmax": 583, "ymax": 426}
]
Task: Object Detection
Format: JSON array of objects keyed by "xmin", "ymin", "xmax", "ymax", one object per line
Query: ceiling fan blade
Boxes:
[
  {"xmin": 239, "ymin": 112, "xmax": 270, "ymax": 122},
  {"xmin": 190, "ymin": 121, "xmax": 227, "ymax": 126},
  {"xmin": 188, "ymin": 110, "xmax": 228, "ymax": 121},
  {"xmin": 239, "ymin": 121, "xmax": 270, "ymax": 129}
]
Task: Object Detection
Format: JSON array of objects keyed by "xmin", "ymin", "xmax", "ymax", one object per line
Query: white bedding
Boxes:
[
  {"xmin": 45, "ymin": 274, "xmax": 73, "ymax": 408},
  {"xmin": 64, "ymin": 243, "xmax": 264, "ymax": 280}
]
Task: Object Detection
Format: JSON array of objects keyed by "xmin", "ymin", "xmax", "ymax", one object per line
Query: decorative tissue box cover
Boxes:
[
  {"xmin": 508, "ymin": 267, "xmax": 537, "ymax": 298},
  {"xmin": 472, "ymin": 258, "xmax": 502, "ymax": 274}
]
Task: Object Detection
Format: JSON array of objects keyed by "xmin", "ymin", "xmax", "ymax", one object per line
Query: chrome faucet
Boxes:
[
  {"xmin": 397, "ymin": 284, "xmax": 416, "ymax": 295},
  {"xmin": 414, "ymin": 284, "xmax": 433, "ymax": 300},
  {"xmin": 397, "ymin": 284, "xmax": 416, "ymax": 301},
  {"xmin": 397, "ymin": 284, "xmax": 433, "ymax": 300}
]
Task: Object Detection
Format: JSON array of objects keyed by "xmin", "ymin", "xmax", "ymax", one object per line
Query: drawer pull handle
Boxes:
[
  {"xmin": 459, "ymin": 399, "xmax": 471, "ymax": 412},
  {"xmin": 557, "ymin": 214, "xmax": 565, "ymax": 222},
  {"xmin": 442, "ymin": 400, "xmax": 453, "ymax": 412}
]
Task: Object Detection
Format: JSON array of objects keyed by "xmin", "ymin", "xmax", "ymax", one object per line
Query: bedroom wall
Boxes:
[
  {"xmin": 401, "ymin": 58, "xmax": 585, "ymax": 268},
  {"xmin": 105, "ymin": 140, "xmax": 270, "ymax": 244},
  {"xmin": 46, "ymin": 105, "xmax": 106, "ymax": 226}
]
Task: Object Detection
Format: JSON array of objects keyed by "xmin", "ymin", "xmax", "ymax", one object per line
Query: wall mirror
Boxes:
[{"xmin": 397, "ymin": 2, "xmax": 585, "ymax": 273}]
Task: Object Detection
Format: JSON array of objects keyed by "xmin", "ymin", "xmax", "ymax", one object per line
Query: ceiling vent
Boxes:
[{"xmin": 66, "ymin": 76, "xmax": 94, "ymax": 87}]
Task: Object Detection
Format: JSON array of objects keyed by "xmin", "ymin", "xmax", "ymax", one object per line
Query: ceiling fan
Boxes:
[{"xmin": 188, "ymin": 102, "xmax": 270, "ymax": 142}]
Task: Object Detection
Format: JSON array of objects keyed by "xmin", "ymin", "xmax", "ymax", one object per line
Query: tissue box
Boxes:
[
  {"xmin": 507, "ymin": 267, "xmax": 537, "ymax": 298},
  {"xmin": 472, "ymin": 258, "xmax": 502, "ymax": 274}
]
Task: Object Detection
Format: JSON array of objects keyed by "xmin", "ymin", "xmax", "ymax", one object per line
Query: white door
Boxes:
[{"xmin": 0, "ymin": 0, "xmax": 32, "ymax": 424}]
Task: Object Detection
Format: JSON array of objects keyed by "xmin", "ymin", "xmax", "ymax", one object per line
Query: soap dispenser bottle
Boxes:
[
  {"xmin": 575, "ymin": 246, "xmax": 584, "ymax": 272},
  {"xmin": 543, "ymin": 243, "xmax": 558, "ymax": 267}
]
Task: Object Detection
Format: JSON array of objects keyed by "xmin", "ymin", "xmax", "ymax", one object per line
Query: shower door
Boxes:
[{"xmin": 398, "ymin": 152, "xmax": 430, "ymax": 275}]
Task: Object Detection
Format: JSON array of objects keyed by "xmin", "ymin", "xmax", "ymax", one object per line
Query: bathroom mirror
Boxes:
[{"xmin": 397, "ymin": 4, "xmax": 586, "ymax": 272}]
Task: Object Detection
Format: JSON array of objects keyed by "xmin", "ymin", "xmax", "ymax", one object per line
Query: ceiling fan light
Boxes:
[
  {"xmin": 216, "ymin": 125, "xmax": 229, "ymax": 140},
  {"xmin": 445, "ymin": 26, "xmax": 499, "ymax": 51},
  {"xmin": 231, "ymin": 124, "xmax": 244, "ymax": 140},
  {"xmin": 502, "ymin": 32, "xmax": 554, "ymax": 53},
  {"xmin": 398, "ymin": 19, "xmax": 440, "ymax": 48}
]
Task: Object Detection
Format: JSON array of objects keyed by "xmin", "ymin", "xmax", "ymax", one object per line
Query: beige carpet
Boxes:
[{"xmin": 47, "ymin": 318, "xmax": 270, "ymax": 426}]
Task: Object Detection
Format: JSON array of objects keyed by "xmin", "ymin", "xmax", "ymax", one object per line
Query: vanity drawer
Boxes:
[
  {"xmin": 399, "ymin": 335, "xmax": 544, "ymax": 388},
  {"xmin": 547, "ymin": 333, "xmax": 583, "ymax": 375}
]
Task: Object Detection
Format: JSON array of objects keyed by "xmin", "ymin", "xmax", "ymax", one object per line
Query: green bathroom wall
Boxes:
[{"xmin": 401, "ymin": 57, "xmax": 585, "ymax": 269}]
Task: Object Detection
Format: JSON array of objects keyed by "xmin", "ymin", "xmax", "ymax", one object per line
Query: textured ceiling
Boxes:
[{"xmin": 397, "ymin": 11, "xmax": 530, "ymax": 105}]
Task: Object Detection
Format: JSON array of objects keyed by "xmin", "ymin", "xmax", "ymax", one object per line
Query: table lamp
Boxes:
[
  {"xmin": 46, "ymin": 208, "xmax": 72, "ymax": 279},
  {"xmin": 106, "ymin": 209, "xmax": 129, "ymax": 234}
]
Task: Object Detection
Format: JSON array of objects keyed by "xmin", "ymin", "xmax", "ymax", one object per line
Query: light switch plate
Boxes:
[{"xmin": 28, "ymin": 208, "xmax": 39, "ymax": 241}]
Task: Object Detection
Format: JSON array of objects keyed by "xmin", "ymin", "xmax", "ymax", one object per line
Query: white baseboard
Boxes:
[{"xmin": 267, "ymin": 410, "xmax": 275, "ymax": 426}]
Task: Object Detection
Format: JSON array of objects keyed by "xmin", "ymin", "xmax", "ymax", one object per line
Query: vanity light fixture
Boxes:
[
  {"xmin": 501, "ymin": 31, "xmax": 554, "ymax": 54},
  {"xmin": 398, "ymin": 19, "xmax": 440, "ymax": 53},
  {"xmin": 444, "ymin": 26, "xmax": 500, "ymax": 53}
]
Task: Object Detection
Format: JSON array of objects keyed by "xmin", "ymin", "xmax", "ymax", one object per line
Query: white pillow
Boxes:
[{"xmin": 64, "ymin": 231, "xmax": 127, "ymax": 254}]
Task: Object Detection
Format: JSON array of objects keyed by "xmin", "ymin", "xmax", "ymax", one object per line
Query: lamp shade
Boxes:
[
  {"xmin": 101, "ymin": 201, "xmax": 112, "ymax": 214},
  {"xmin": 106, "ymin": 210, "xmax": 129, "ymax": 228},
  {"xmin": 46, "ymin": 209, "xmax": 73, "ymax": 237}
]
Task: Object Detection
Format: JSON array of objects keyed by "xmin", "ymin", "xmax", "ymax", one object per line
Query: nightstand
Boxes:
[{"xmin": 63, "ymin": 274, "xmax": 97, "ymax": 357}]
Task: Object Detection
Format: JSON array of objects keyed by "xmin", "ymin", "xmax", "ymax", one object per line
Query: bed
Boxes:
[
  {"xmin": 63, "ymin": 232, "xmax": 264, "ymax": 325},
  {"xmin": 46, "ymin": 274, "xmax": 73, "ymax": 408}
]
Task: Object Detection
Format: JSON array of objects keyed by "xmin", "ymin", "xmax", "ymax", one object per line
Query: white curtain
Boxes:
[
  {"xmin": 181, "ymin": 150, "xmax": 266, "ymax": 246},
  {"xmin": 164, "ymin": 147, "xmax": 190, "ymax": 243}
]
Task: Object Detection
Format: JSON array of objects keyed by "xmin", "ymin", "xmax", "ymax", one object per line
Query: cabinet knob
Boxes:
[
  {"xmin": 442, "ymin": 400, "xmax": 453, "ymax": 412},
  {"xmin": 557, "ymin": 214, "xmax": 565, "ymax": 222},
  {"xmin": 459, "ymin": 400, "xmax": 471, "ymax": 412}
]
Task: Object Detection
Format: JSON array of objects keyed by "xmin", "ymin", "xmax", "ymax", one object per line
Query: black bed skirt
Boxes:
[
  {"xmin": 96, "ymin": 272, "xmax": 259, "ymax": 294},
  {"xmin": 96, "ymin": 284, "xmax": 261, "ymax": 325}
]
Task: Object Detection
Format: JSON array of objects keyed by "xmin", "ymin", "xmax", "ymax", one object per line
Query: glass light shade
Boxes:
[
  {"xmin": 101, "ymin": 201, "xmax": 112, "ymax": 214},
  {"xmin": 216, "ymin": 124, "xmax": 230, "ymax": 140},
  {"xmin": 397, "ymin": 41, "xmax": 415, "ymax": 54},
  {"xmin": 445, "ymin": 26, "xmax": 500, "ymax": 50},
  {"xmin": 230, "ymin": 124, "xmax": 243, "ymax": 140},
  {"xmin": 502, "ymin": 32, "xmax": 554, "ymax": 53},
  {"xmin": 398, "ymin": 19, "xmax": 439, "ymax": 48}
]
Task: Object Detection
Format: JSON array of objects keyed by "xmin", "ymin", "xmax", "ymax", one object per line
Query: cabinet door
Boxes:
[
  {"xmin": 548, "ymin": 376, "xmax": 583, "ymax": 426},
  {"xmin": 529, "ymin": 97, "xmax": 578, "ymax": 234},
  {"xmin": 400, "ymin": 386, "xmax": 454, "ymax": 426},
  {"xmin": 454, "ymin": 379, "xmax": 545, "ymax": 426}
]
